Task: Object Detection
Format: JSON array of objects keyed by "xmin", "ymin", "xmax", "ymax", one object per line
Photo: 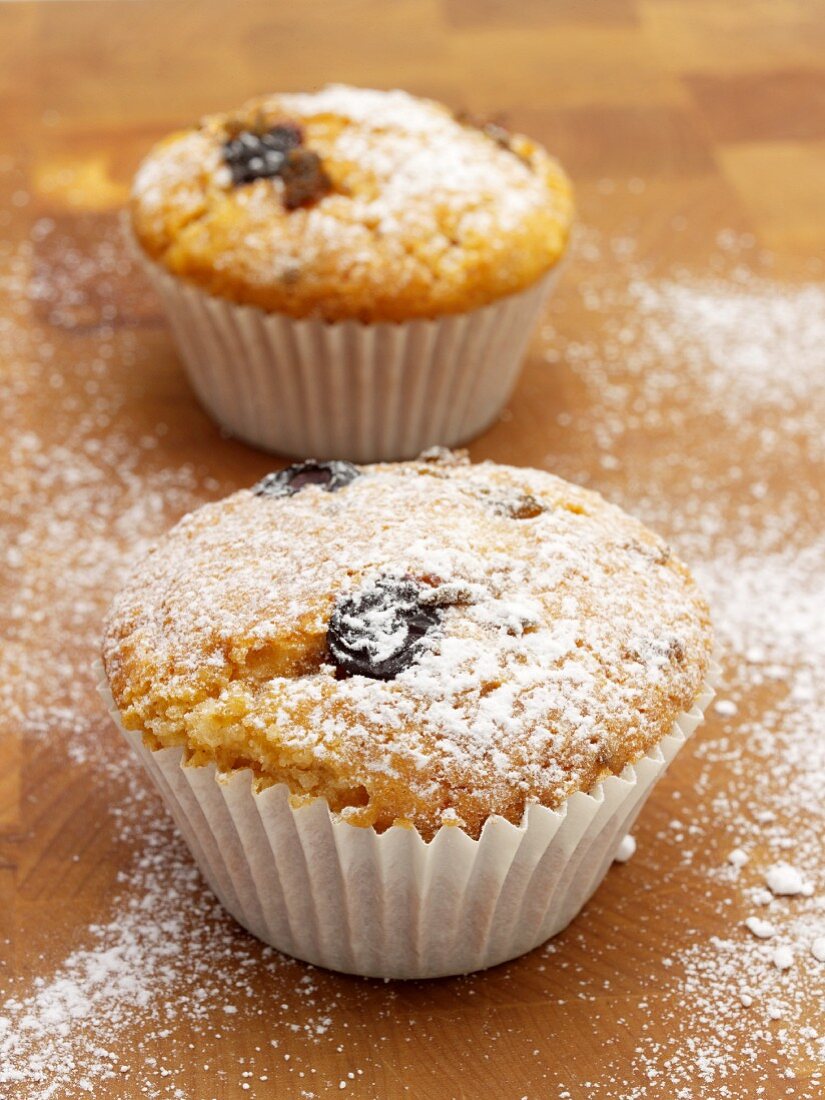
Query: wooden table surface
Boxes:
[{"xmin": 1, "ymin": 3, "xmax": 823, "ymax": 1099}]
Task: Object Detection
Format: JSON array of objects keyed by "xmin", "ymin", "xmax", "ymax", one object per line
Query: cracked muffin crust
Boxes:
[
  {"xmin": 130, "ymin": 85, "xmax": 573, "ymax": 322},
  {"xmin": 102, "ymin": 452, "xmax": 713, "ymax": 840}
]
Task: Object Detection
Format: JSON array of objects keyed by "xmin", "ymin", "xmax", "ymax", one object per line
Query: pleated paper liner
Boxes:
[
  {"xmin": 136, "ymin": 244, "xmax": 560, "ymax": 463},
  {"xmin": 97, "ymin": 662, "xmax": 717, "ymax": 980}
]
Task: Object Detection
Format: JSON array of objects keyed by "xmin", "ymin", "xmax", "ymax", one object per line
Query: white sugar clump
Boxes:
[
  {"xmin": 751, "ymin": 887, "xmax": 774, "ymax": 907},
  {"xmin": 614, "ymin": 834, "xmax": 637, "ymax": 863},
  {"xmin": 744, "ymin": 917, "xmax": 776, "ymax": 940},
  {"xmin": 764, "ymin": 863, "xmax": 813, "ymax": 897},
  {"xmin": 727, "ymin": 848, "xmax": 749, "ymax": 868},
  {"xmin": 714, "ymin": 699, "xmax": 738, "ymax": 717},
  {"xmin": 772, "ymin": 945, "xmax": 794, "ymax": 971},
  {"xmin": 812, "ymin": 937, "xmax": 825, "ymax": 963}
]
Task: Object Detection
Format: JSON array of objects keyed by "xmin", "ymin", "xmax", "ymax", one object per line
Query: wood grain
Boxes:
[{"xmin": 1, "ymin": 2, "xmax": 823, "ymax": 1098}]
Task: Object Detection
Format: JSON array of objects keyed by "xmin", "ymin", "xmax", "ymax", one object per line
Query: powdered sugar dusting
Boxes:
[
  {"xmin": 0, "ymin": 218, "xmax": 381, "ymax": 1098},
  {"xmin": 535, "ymin": 228, "xmax": 824, "ymax": 1097},
  {"xmin": 102, "ymin": 454, "xmax": 711, "ymax": 837},
  {"xmin": 188, "ymin": 84, "xmax": 556, "ymax": 238},
  {"xmin": 131, "ymin": 84, "xmax": 572, "ymax": 320},
  {"xmin": 1, "ymin": 203, "xmax": 823, "ymax": 1097}
]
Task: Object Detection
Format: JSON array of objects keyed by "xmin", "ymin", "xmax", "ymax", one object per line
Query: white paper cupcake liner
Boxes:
[
  {"xmin": 97, "ymin": 662, "xmax": 717, "ymax": 979},
  {"xmin": 136, "ymin": 247, "xmax": 560, "ymax": 463}
]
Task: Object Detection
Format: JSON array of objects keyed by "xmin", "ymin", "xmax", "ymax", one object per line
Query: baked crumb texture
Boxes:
[
  {"xmin": 131, "ymin": 85, "xmax": 573, "ymax": 322},
  {"xmin": 103, "ymin": 454, "xmax": 712, "ymax": 841}
]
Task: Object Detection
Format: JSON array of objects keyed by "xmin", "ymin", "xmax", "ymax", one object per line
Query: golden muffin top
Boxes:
[
  {"xmin": 102, "ymin": 453, "xmax": 712, "ymax": 840},
  {"xmin": 131, "ymin": 85, "xmax": 573, "ymax": 322}
]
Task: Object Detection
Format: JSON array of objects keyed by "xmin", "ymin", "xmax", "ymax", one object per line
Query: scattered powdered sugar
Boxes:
[
  {"xmin": 0, "ymin": 218, "xmax": 380, "ymax": 1097},
  {"xmin": 543, "ymin": 257, "xmax": 825, "ymax": 466},
  {"xmin": 2, "ymin": 201, "xmax": 823, "ymax": 1099},
  {"xmin": 247, "ymin": 85, "xmax": 558, "ymax": 236},
  {"xmin": 132, "ymin": 84, "xmax": 571, "ymax": 319},
  {"xmin": 622, "ymin": 278, "xmax": 824, "ymax": 444},
  {"xmin": 536, "ymin": 228, "xmax": 824, "ymax": 1098},
  {"xmin": 336, "ymin": 594, "xmax": 413, "ymax": 665},
  {"xmin": 0, "ymin": 822, "xmax": 353, "ymax": 1098},
  {"xmin": 102, "ymin": 452, "xmax": 712, "ymax": 839}
]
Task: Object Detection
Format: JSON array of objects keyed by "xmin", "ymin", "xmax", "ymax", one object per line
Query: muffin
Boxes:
[
  {"xmin": 101, "ymin": 452, "xmax": 714, "ymax": 978},
  {"xmin": 130, "ymin": 85, "xmax": 574, "ymax": 460}
]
